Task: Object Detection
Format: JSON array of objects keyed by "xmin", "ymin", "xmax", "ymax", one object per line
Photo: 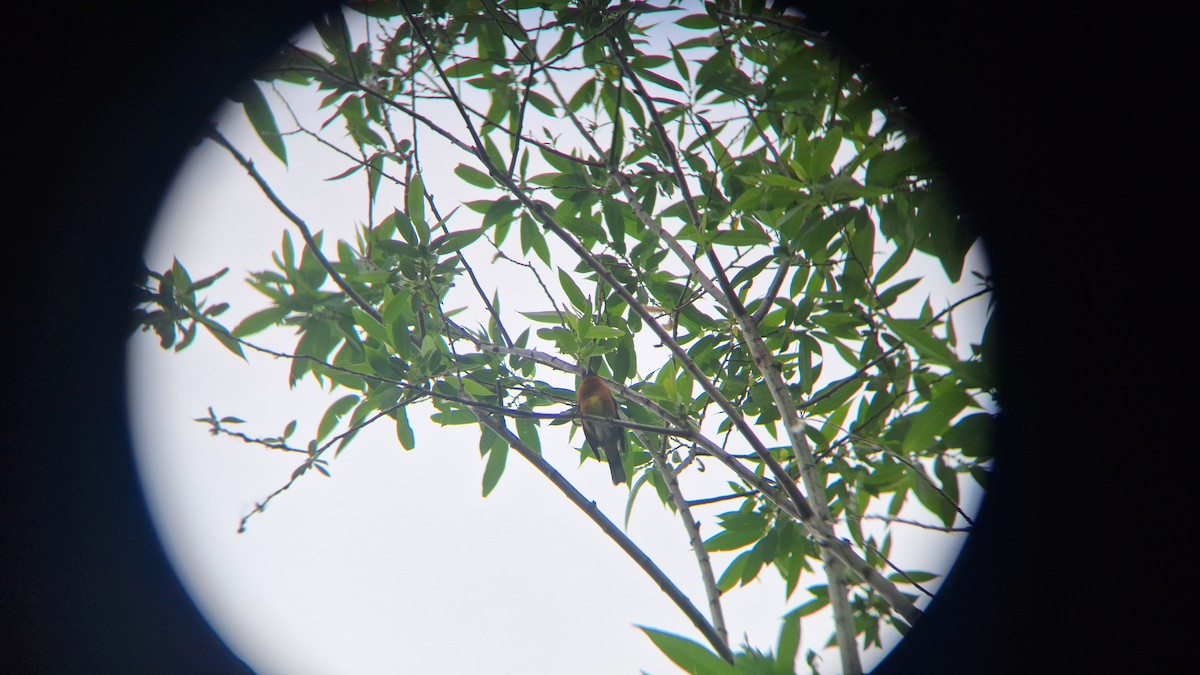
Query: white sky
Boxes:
[{"xmin": 127, "ymin": 12, "xmax": 992, "ymax": 675}]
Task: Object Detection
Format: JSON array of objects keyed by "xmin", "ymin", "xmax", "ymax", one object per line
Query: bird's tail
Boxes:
[{"xmin": 607, "ymin": 453, "xmax": 626, "ymax": 485}]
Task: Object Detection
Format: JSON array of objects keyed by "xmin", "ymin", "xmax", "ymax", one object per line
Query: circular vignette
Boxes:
[{"xmin": 8, "ymin": 2, "xmax": 1106, "ymax": 673}]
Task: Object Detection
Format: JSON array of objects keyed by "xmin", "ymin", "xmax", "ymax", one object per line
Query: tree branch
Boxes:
[
  {"xmin": 823, "ymin": 549, "xmax": 863, "ymax": 674},
  {"xmin": 469, "ymin": 404, "xmax": 736, "ymax": 663},
  {"xmin": 644, "ymin": 435, "xmax": 728, "ymax": 649}
]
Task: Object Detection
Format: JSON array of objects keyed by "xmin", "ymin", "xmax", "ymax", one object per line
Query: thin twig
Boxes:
[
  {"xmin": 749, "ymin": 259, "xmax": 791, "ymax": 326},
  {"xmin": 859, "ymin": 514, "xmax": 973, "ymax": 533},
  {"xmin": 200, "ymin": 407, "xmax": 307, "ymax": 454},
  {"xmin": 237, "ymin": 398, "xmax": 412, "ymax": 532}
]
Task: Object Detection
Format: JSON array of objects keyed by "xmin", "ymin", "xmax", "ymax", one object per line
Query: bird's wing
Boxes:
[{"xmin": 580, "ymin": 420, "xmax": 603, "ymax": 461}]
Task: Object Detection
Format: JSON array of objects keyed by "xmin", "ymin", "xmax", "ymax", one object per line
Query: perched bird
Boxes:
[{"xmin": 577, "ymin": 370, "xmax": 627, "ymax": 485}]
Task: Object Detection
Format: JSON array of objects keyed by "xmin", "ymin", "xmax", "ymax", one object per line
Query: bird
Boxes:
[{"xmin": 577, "ymin": 369, "xmax": 627, "ymax": 485}]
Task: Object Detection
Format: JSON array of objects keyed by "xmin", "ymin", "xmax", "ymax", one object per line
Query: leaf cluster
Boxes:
[{"xmin": 136, "ymin": 0, "xmax": 999, "ymax": 669}]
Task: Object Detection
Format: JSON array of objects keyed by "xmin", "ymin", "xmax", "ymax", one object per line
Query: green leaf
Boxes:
[
  {"xmin": 776, "ymin": 607, "xmax": 803, "ymax": 671},
  {"xmin": 481, "ymin": 133, "xmax": 507, "ymax": 173},
  {"xmin": 581, "ymin": 325, "xmax": 622, "ymax": 340},
  {"xmin": 806, "ymin": 376, "xmax": 863, "ymax": 416},
  {"xmin": 515, "ymin": 417, "xmax": 541, "ymax": 455},
  {"xmin": 231, "ymin": 306, "xmax": 290, "ymax": 338},
  {"xmin": 521, "ymin": 212, "xmax": 550, "ymax": 265},
  {"xmin": 793, "ymin": 596, "xmax": 830, "ymax": 618},
  {"xmin": 866, "ymin": 142, "xmax": 931, "ymax": 187},
  {"xmin": 758, "ymin": 174, "xmax": 807, "ymax": 191},
  {"xmin": 169, "ymin": 258, "xmax": 193, "ymax": 298},
  {"xmin": 883, "ymin": 317, "xmax": 959, "ymax": 367},
  {"xmin": 952, "ymin": 359, "xmax": 994, "ymax": 390},
  {"xmin": 810, "ymin": 127, "xmax": 843, "ymax": 177},
  {"xmin": 902, "ymin": 381, "xmax": 972, "ymax": 455},
  {"xmin": 395, "ymin": 405, "xmax": 415, "ymax": 450},
  {"xmin": 545, "ymin": 25, "xmax": 575, "ymax": 61},
  {"xmin": 297, "ymin": 235, "xmax": 328, "ymax": 290},
  {"xmin": 389, "ymin": 208, "xmax": 418, "ymax": 246},
  {"xmin": 290, "ymin": 320, "xmax": 335, "ymax": 385},
  {"xmin": 821, "ymin": 176, "xmax": 893, "ymax": 203},
  {"xmin": 635, "ymin": 67, "xmax": 685, "ymax": 92},
  {"xmin": 558, "ymin": 268, "xmax": 590, "ymax": 314},
  {"xmin": 317, "ymin": 394, "xmax": 360, "ymax": 443},
  {"xmin": 675, "ymin": 14, "xmax": 718, "ymax": 30},
  {"xmin": 670, "ymin": 44, "xmax": 691, "ymax": 83},
  {"xmin": 407, "ymin": 173, "xmax": 428, "ymax": 240},
  {"xmin": 481, "ymin": 435, "xmax": 508, "ymax": 497},
  {"xmin": 280, "ymin": 230, "xmax": 295, "ymax": 269},
  {"xmin": 913, "ymin": 183, "xmax": 970, "ymax": 281},
  {"xmin": 454, "ymin": 163, "xmax": 495, "ymax": 189},
  {"xmin": 638, "ymin": 627, "xmax": 736, "ymax": 675},
  {"xmin": 432, "ymin": 228, "xmax": 484, "ymax": 254},
  {"xmin": 934, "ymin": 455, "xmax": 960, "ymax": 512},
  {"xmin": 189, "ymin": 267, "xmax": 229, "ymax": 292},
  {"xmin": 910, "ymin": 462, "xmax": 956, "ymax": 528},
  {"xmin": 601, "ymin": 198, "xmax": 627, "ymax": 253},
  {"xmin": 568, "ymin": 77, "xmax": 595, "ymax": 112},
  {"xmin": 430, "ymin": 407, "xmax": 478, "ymax": 426},
  {"xmin": 232, "ymin": 80, "xmax": 287, "ymax": 165},
  {"xmin": 875, "ymin": 239, "xmax": 915, "ymax": 285},
  {"xmin": 876, "ymin": 277, "xmax": 922, "ymax": 309},
  {"xmin": 557, "ymin": 214, "xmax": 608, "ymax": 242},
  {"xmin": 631, "ymin": 55, "xmax": 671, "ymax": 69},
  {"xmin": 716, "ymin": 550, "xmax": 753, "ymax": 593},
  {"xmin": 712, "ymin": 229, "xmax": 771, "ymax": 246},
  {"xmin": 518, "ymin": 310, "xmax": 566, "ymax": 324},
  {"xmin": 887, "ymin": 570, "xmax": 940, "ymax": 584},
  {"xmin": 200, "ymin": 318, "xmax": 246, "ymax": 360},
  {"xmin": 352, "ymin": 307, "xmax": 392, "ymax": 349},
  {"xmin": 443, "ymin": 58, "xmax": 491, "ymax": 78},
  {"xmin": 944, "ymin": 412, "xmax": 994, "ymax": 458},
  {"xmin": 703, "ymin": 525, "xmax": 765, "ymax": 552},
  {"xmin": 526, "ymin": 90, "xmax": 558, "ymax": 116}
]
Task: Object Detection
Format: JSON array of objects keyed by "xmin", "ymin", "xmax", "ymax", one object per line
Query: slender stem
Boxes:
[
  {"xmin": 643, "ymin": 436, "xmax": 728, "ymax": 648},
  {"xmin": 750, "ymin": 259, "xmax": 791, "ymax": 326}
]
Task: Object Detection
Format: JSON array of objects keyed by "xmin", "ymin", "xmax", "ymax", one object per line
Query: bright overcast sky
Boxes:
[{"xmin": 126, "ymin": 11, "xmax": 992, "ymax": 675}]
